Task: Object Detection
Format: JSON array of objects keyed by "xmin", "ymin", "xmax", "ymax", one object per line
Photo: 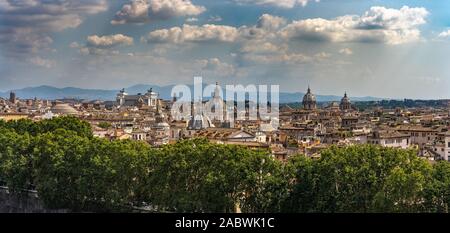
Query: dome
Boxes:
[
  {"xmin": 303, "ymin": 87, "xmax": 316, "ymax": 103},
  {"xmin": 155, "ymin": 122, "xmax": 170, "ymax": 129},
  {"xmin": 51, "ymin": 103, "xmax": 78, "ymax": 115},
  {"xmin": 302, "ymin": 86, "xmax": 317, "ymax": 110},
  {"xmin": 340, "ymin": 92, "xmax": 352, "ymax": 111},
  {"xmin": 341, "ymin": 92, "xmax": 350, "ymax": 104},
  {"xmin": 213, "ymin": 82, "xmax": 222, "ymax": 99},
  {"xmin": 260, "ymin": 123, "xmax": 276, "ymax": 132},
  {"xmin": 188, "ymin": 114, "xmax": 215, "ymax": 130},
  {"xmin": 328, "ymin": 101, "xmax": 339, "ymax": 108}
]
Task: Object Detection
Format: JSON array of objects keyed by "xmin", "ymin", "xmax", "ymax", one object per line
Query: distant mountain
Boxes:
[
  {"xmin": 0, "ymin": 84, "xmax": 385, "ymax": 103},
  {"xmin": 0, "ymin": 85, "xmax": 118, "ymax": 100}
]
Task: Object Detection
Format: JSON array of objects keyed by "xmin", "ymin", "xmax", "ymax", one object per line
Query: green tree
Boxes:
[
  {"xmin": 0, "ymin": 128, "xmax": 34, "ymax": 194},
  {"xmin": 1, "ymin": 116, "xmax": 448, "ymax": 214},
  {"xmin": 32, "ymin": 129, "xmax": 95, "ymax": 210},
  {"xmin": 98, "ymin": 122, "xmax": 112, "ymax": 129},
  {"xmin": 282, "ymin": 145, "xmax": 434, "ymax": 213},
  {"xmin": 4, "ymin": 119, "xmax": 40, "ymax": 135},
  {"xmin": 281, "ymin": 155, "xmax": 316, "ymax": 213},
  {"xmin": 425, "ymin": 161, "xmax": 450, "ymax": 212},
  {"xmin": 38, "ymin": 116, "xmax": 92, "ymax": 138}
]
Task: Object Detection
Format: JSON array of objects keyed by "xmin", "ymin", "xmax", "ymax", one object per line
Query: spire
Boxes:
[
  {"xmin": 307, "ymin": 85, "xmax": 311, "ymax": 94},
  {"xmin": 191, "ymin": 100, "xmax": 195, "ymax": 117},
  {"xmin": 344, "ymin": 92, "xmax": 347, "ymax": 98},
  {"xmin": 155, "ymin": 99, "xmax": 167, "ymax": 124},
  {"xmin": 156, "ymin": 98, "xmax": 161, "ymax": 113},
  {"xmin": 214, "ymin": 82, "xmax": 221, "ymax": 98},
  {"xmin": 172, "ymin": 93, "xmax": 177, "ymax": 102}
]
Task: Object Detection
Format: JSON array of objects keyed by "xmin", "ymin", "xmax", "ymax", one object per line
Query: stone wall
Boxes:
[
  {"xmin": 0, "ymin": 186, "xmax": 69, "ymax": 213},
  {"xmin": 0, "ymin": 186, "xmax": 160, "ymax": 213}
]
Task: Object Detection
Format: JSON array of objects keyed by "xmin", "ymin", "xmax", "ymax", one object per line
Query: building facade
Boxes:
[{"xmin": 116, "ymin": 88, "xmax": 158, "ymax": 108}]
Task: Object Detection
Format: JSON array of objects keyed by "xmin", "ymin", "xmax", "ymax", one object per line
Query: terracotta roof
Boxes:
[{"xmin": 396, "ymin": 125, "xmax": 438, "ymax": 132}]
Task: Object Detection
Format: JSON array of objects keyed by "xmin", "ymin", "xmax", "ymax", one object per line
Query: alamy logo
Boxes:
[{"xmin": 171, "ymin": 77, "xmax": 279, "ymax": 128}]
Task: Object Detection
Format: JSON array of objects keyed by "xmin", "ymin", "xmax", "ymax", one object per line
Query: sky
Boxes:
[{"xmin": 0, "ymin": 0, "xmax": 450, "ymax": 99}]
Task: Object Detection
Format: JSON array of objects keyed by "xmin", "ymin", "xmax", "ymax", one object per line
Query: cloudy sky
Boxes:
[{"xmin": 1, "ymin": 0, "xmax": 450, "ymax": 99}]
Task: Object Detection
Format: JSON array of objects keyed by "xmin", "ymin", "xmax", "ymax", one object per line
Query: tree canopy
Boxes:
[{"xmin": 0, "ymin": 117, "xmax": 450, "ymax": 213}]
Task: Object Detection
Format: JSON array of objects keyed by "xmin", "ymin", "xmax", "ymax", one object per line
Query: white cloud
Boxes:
[
  {"xmin": 280, "ymin": 6, "xmax": 429, "ymax": 45},
  {"xmin": 315, "ymin": 52, "xmax": 331, "ymax": 59},
  {"xmin": 186, "ymin": 17, "xmax": 199, "ymax": 22},
  {"xmin": 141, "ymin": 14, "xmax": 286, "ymax": 43},
  {"xmin": 235, "ymin": 14, "xmax": 287, "ymax": 41},
  {"xmin": 0, "ymin": 0, "xmax": 108, "ymax": 56},
  {"xmin": 70, "ymin": 42, "xmax": 81, "ymax": 48},
  {"xmin": 111, "ymin": 0, "xmax": 206, "ymax": 25},
  {"xmin": 28, "ymin": 56, "xmax": 56, "ymax": 68},
  {"xmin": 196, "ymin": 58, "xmax": 236, "ymax": 76},
  {"xmin": 240, "ymin": 41, "xmax": 287, "ymax": 53},
  {"xmin": 208, "ymin": 15, "xmax": 223, "ymax": 22},
  {"xmin": 234, "ymin": 0, "xmax": 319, "ymax": 9},
  {"xmin": 239, "ymin": 43, "xmax": 329, "ymax": 65},
  {"xmin": 142, "ymin": 7, "xmax": 428, "ymax": 46},
  {"xmin": 111, "ymin": 0, "xmax": 150, "ymax": 25},
  {"xmin": 142, "ymin": 24, "xmax": 239, "ymax": 43},
  {"xmin": 138, "ymin": 7, "xmax": 428, "ymax": 71},
  {"xmin": 339, "ymin": 48, "xmax": 353, "ymax": 55},
  {"xmin": 438, "ymin": 30, "xmax": 450, "ymax": 38},
  {"xmin": 74, "ymin": 34, "xmax": 134, "ymax": 55},
  {"xmin": 87, "ymin": 34, "xmax": 134, "ymax": 48},
  {"xmin": 256, "ymin": 14, "xmax": 287, "ymax": 31},
  {"xmin": 241, "ymin": 52, "xmax": 312, "ymax": 64},
  {"xmin": 79, "ymin": 47, "xmax": 121, "ymax": 56}
]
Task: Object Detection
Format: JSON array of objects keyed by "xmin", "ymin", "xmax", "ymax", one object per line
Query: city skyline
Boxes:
[
  {"xmin": 0, "ymin": 82, "xmax": 447, "ymax": 102},
  {"xmin": 1, "ymin": 1, "xmax": 450, "ymax": 216},
  {"xmin": 1, "ymin": 0, "xmax": 450, "ymax": 99}
]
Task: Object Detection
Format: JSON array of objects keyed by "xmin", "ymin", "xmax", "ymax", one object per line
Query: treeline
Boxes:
[
  {"xmin": 1, "ymin": 117, "xmax": 450, "ymax": 213},
  {"xmin": 353, "ymin": 99, "xmax": 448, "ymax": 111}
]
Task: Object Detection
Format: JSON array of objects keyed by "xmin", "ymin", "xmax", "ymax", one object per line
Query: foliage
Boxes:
[
  {"xmin": 0, "ymin": 117, "xmax": 450, "ymax": 213},
  {"xmin": 98, "ymin": 122, "xmax": 111, "ymax": 129},
  {"xmin": 0, "ymin": 128, "xmax": 34, "ymax": 194},
  {"xmin": 282, "ymin": 145, "xmax": 435, "ymax": 213},
  {"xmin": 0, "ymin": 116, "xmax": 92, "ymax": 138},
  {"xmin": 147, "ymin": 139, "xmax": 279, "ymax": 213}
]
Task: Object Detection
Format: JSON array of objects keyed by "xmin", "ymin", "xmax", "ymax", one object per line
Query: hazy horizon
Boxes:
[{"xmin": 2, "ymin": 82, "xmax": 449, "ymax": 101}]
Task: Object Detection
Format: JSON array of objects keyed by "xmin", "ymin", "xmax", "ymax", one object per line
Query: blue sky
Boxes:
[{"xmin": 1, "ymin": 0, "xmax": 450, "ymax": 99}]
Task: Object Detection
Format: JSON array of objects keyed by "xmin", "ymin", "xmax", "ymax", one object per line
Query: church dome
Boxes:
[
  {"xmin": 154, "ymin": 99, "xmax": 169, "ymax": 127},
  {"xmin": 303, "ymin": 87, "xmax": 316, "ymax": 103},
  {"xmin": 328, "ymin": 101, "xmax": 339, "ymax": 108},
  {"xmin": 341, "ymin": 92, "xmax": 350, "ymax": 104},
  {"xmin": 340, "ymin": 92, "xmax": 352, "ymax": 111},
  {"xmin": 51, "ymin": 102, "xmax": 78, "ymax": 115},
  {"xmin": 302, "ymin": 87, "xmax": 317, "ymax": 110},
  {"xmin": 155, "ymin": 121, "xmax": 170, "ymax": 129},
  {"xmin": 188, "ymin": 114, "xmax": 215, "ymax": 130}
]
